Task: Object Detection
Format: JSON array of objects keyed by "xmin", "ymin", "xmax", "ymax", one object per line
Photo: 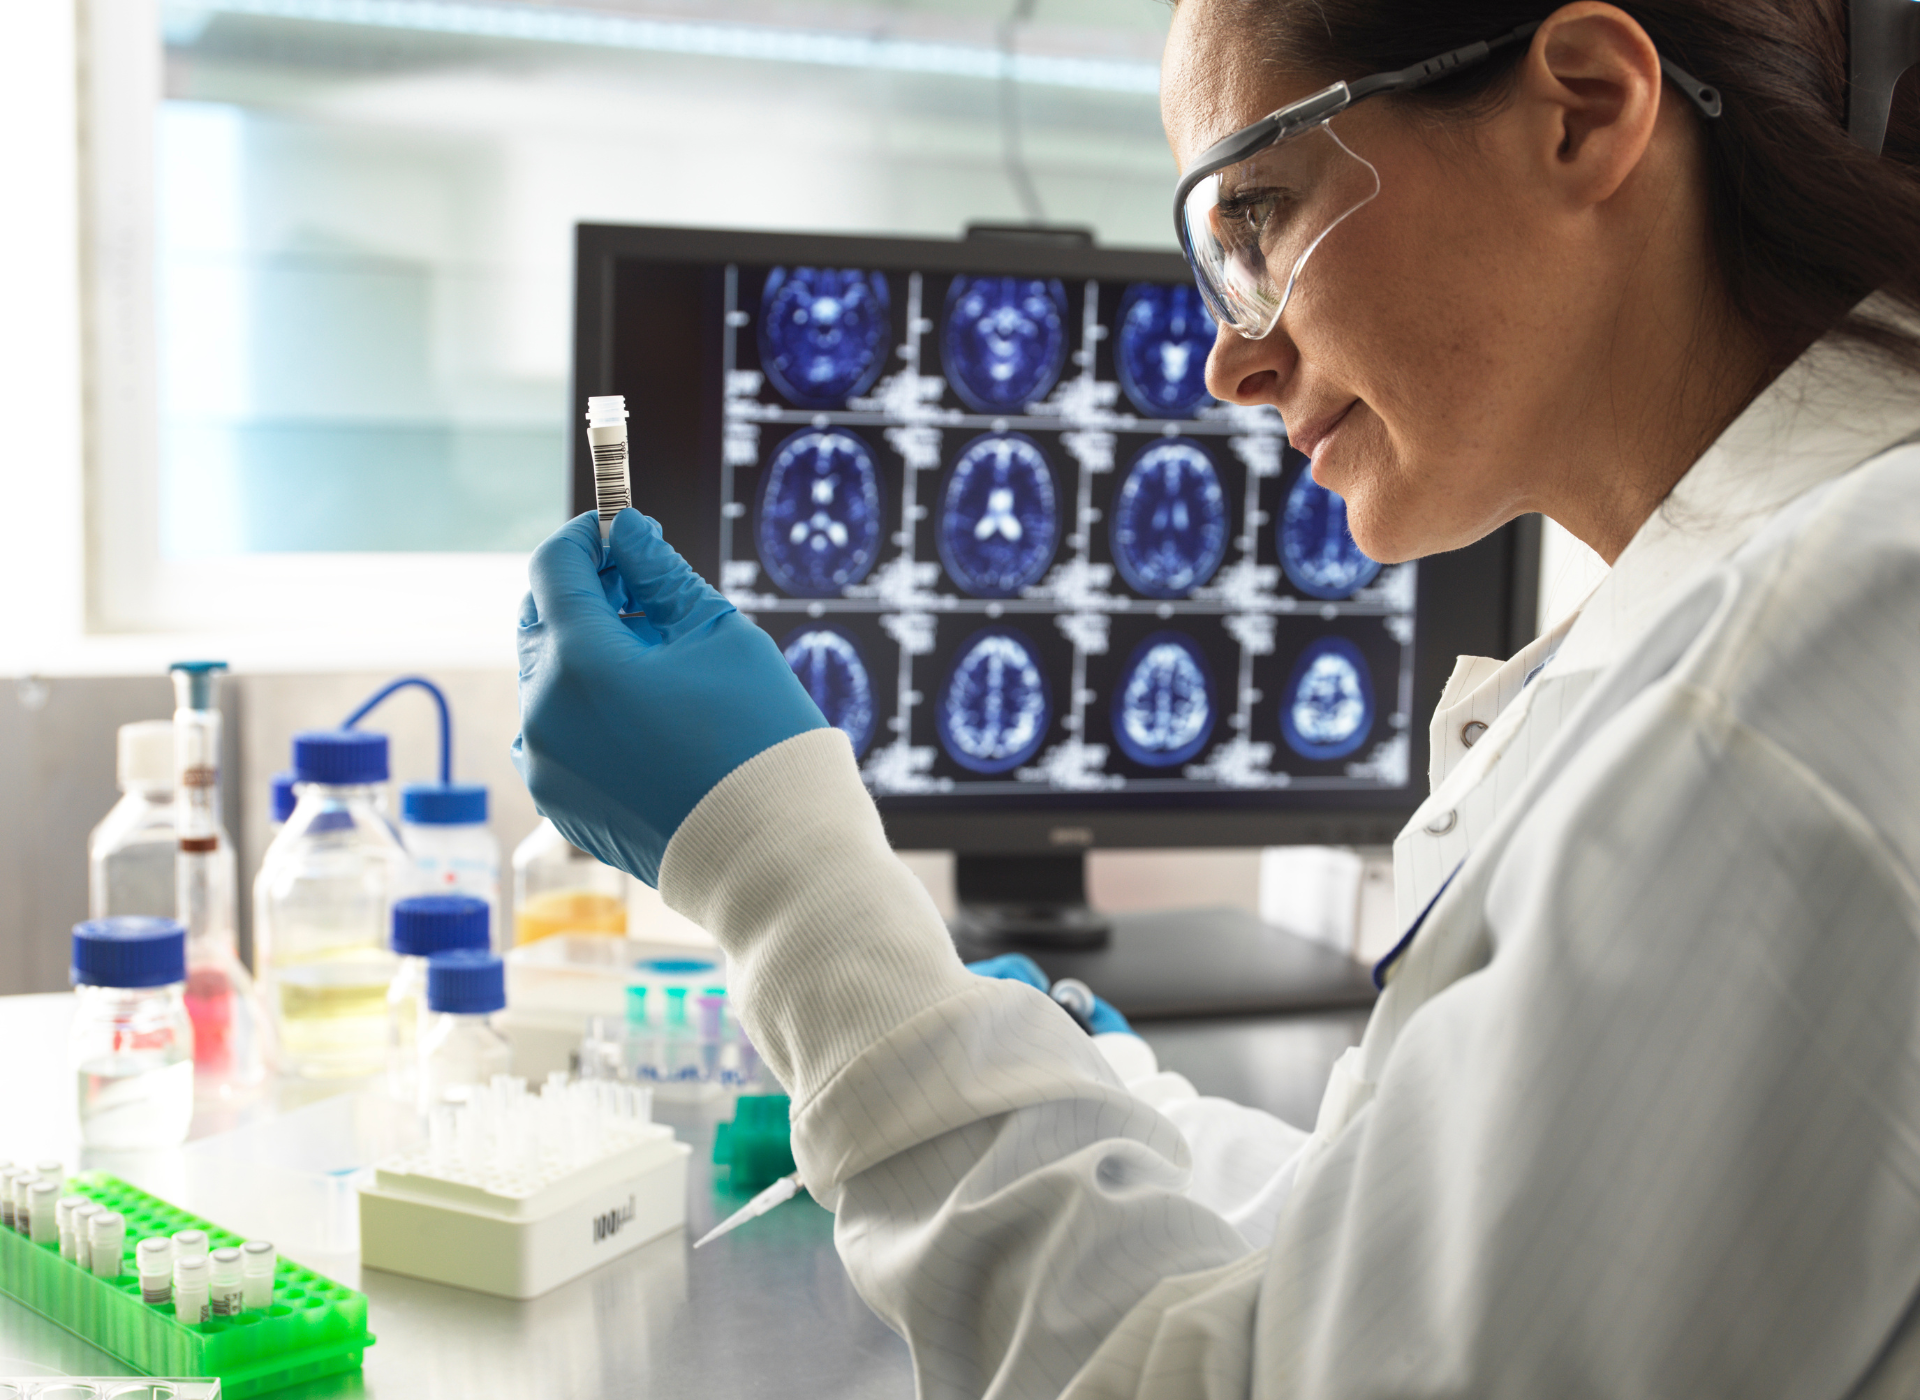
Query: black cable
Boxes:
[{"xmin": 997, "ymin": 0, "xmax": 1047, "ymax": 225}]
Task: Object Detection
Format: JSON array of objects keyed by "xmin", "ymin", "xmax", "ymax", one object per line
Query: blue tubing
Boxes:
[{"xmin": 341, "ymin": 676, "xmax": 452, "ymax": 785}]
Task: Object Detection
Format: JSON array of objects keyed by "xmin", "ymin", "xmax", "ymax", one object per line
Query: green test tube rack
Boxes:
[{"xmin": 0, "ymin": 1173, "xmax": 373, "ymax": 1397}]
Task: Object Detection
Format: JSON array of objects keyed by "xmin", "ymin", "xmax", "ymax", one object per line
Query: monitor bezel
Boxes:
[{"xmin": 572, "ymin": 221, "xmax": 1540, "ymax": 853}]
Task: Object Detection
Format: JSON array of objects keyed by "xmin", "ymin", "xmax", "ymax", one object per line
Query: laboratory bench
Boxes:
[{"xmin": 0, "ymin": 993, "xmax": 1364, "ymax": 1398}]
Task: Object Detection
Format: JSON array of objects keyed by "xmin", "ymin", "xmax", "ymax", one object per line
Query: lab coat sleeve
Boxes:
[{"xmin": 660, "ymin": 728, "xmax": 1256, "ymax": 1398}]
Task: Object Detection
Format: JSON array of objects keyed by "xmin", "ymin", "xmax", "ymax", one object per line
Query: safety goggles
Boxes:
[{"xmin": 1174, "ymin": 21, "xmax": 1723, "ymax": 341}]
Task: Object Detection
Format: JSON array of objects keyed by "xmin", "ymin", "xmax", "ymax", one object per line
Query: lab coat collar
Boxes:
[{"xmin": 1551, "ymin": 295, "xmax": 1920, "ymax": 676}]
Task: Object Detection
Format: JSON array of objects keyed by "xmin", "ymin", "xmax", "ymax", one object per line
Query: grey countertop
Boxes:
[{"xmin": 0, "ymin": 993, "xmax": 1361, "ymax": 1397}]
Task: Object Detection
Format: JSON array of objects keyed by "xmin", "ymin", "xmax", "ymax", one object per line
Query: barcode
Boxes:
[{"xmin": 593, "ymin": 441, "xmax": 631, "ymax": 520}]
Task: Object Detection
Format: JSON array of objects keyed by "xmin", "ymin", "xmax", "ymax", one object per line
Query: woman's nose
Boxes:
[{"xmin": 1205, "ymin": 321, "xmax": 1296, "ymax": 406}]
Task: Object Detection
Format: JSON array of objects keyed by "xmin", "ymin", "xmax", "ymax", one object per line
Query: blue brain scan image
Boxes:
[
  {"xmin": 937, "ymin": 433, "xmax": 1061, "ymax": 597},
  {"xmin": 781, "ymin": 626, "xmax": 877, "ymax": 758},
  {"xmin": 1279, "ymin": 468, "xmax": 1383, "ymax": 599},
  {"xmin": 1112, "ymin": 632, "xmax": 1216, "ymax": 767},
  {"xmin": 941, "ymin": 276, "xmax": 1068, "ymax": 413},
  {"xmin": 757, "ymin": 267, "xmax": 891, "ymax": 408},
  {"xmin": 1109, "ymin": 438, "xmax": 1230, "ymax": 598},
  {"xmin": 936, "ymin": 627, "xmax": 1052, "ymax": 774},
  {"xmin": 1281, "ymin": 636, "xmax": 1376, "ymax": 762},
  {"xmin": 755, "ymin": 428, "xmax": 884, "ymax": 597},
  {"xmin": 1115, "ymin": 283, "xmax": 1216, "ymax": 419}
]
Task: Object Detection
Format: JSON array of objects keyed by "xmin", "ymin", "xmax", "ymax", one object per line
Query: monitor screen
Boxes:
[{"xmin": 573, "ymin": 224, "xmax": 1537, "ymax": 852}]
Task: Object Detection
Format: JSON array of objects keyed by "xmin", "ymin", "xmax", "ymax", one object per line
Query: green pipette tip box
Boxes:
[
  {"xmin": 712, "ymin": 1094, "xmax": 795, "ymax": 1193},
  {"xmin": 0, "ymin": 1173, "xmax": 373, "ymax": 1397}
]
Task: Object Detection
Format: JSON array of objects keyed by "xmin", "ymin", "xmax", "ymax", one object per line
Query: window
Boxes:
[{"xmin": 84, "ymin": 0, "xmax": 1173, "ymax": 662}]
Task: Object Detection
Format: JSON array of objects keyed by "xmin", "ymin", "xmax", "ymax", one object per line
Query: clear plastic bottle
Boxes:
[
  {"xmin": 401, "ymin": 784, "xmax": 501, "ymax": 946},
  {"xmin": 87, "ymin": 721, "xmax": 177, "ymax": 920},
  {"xmin": 510, "ymin": 818, "xmax": 628, "ymax": 946},
  {"xmin": 254, "ymin": 729, "xmax": 409, "ymax": 1078},
  {"xmin": 169, "ymin": 661, "xmax": 268, "ymax": 1092},
  {"xmin": 69, "ymin": 917, "xmax": 195, "ymax": 1149},
  {"xmin": 387, "ymin": 893, "xmax": 490, "ymax": 1103},
  {"xmin": 420, "ymin": 950, "xmax": 511, "ymax": 1108}
]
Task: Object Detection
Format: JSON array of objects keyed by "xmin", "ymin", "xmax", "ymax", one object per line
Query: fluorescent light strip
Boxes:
[{"xmin": 164, "ymin": 0, "xmax": 1163, "ymax": 94}]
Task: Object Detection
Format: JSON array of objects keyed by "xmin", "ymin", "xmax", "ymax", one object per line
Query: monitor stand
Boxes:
[{"xmin": 947, "ymin": 854, "xmax": 1377, "ymax": 1022}]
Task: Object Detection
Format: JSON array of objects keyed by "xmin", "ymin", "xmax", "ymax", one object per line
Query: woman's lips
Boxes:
[{"xmin": 1287, "ymin": 401, "xmax": 1357, "ymax": 461}]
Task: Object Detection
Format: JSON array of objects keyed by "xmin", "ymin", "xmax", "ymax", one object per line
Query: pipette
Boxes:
[{"xmin": 692, "ymin": 1171, "xmax": 803, "ymax": 1249}]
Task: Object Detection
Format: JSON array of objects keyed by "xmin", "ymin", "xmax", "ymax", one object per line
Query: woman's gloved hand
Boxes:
[
  {"xmin": 512, "ymin": 509, "xmax": 827, "ymax": 886},
  {"xmin": 965, "ymin": 952, "xmax": 1133, "ymax": 1035}
]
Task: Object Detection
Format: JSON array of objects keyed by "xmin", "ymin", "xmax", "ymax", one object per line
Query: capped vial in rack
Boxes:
[
  {"xmin": 56, "ymin": 1195, "xmax": 85, "ymax": 1261},
  {"xmin": 0, "ymin": 1165, "xmax": 17, "ymax": 1231},
  {"xmin": 209, "ymin": 1246, "xmax": 244, "ymax": 1316},
  {"xmin": 172, "ymin": 1227, "xmax": 209, "ymax": 1266},
  {"xmin": 241, "ymin": 1239, "xmax": 277, "ymax": 1309},
  {"xmin": 89, "ymin": 1209, "xmax": 126, "ymax": 1277},
  {"xmin": 137, "ymin": 1235, "xmax": 176, "ymax": 1305},
  {"xmin": 67, "ymin": 1203, "xmax": 100, "ymax": 1265},
  {"xmin": 35, "ymin": 1158, "xmax": 65, "ymax": 1197},
  {"xmin": 174, "ymin": 1253, "xmax": 210, "ymax": 1324},
  {"xmin": 28, "ymin": 1179, "xmax": 58, "ymax": 1245}
]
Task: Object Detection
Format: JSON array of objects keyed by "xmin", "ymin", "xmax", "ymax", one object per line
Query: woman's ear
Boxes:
[{"xmin": 1513, "ymin": 2, "xmax": 1667, "ymax": 208}]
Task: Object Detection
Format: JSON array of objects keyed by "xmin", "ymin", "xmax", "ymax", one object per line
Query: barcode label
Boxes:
[{"xmin": 593, "ymin": 440, "xmax": 631, "ymax": 521}]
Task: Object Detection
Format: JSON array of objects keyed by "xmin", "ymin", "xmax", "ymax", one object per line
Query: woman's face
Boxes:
[{"xmin": 1161, "ymin": 2, "xmax": 1692, "ymax": 563}]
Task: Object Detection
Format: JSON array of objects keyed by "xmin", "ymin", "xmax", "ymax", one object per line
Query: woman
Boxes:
[{"xmin": 515, "ymin": 2, "xmax": 1920, "ymax": 1394}]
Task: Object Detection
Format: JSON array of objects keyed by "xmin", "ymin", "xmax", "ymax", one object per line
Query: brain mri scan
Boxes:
[
  {"xmin": 755, "ymin": 428, "xmax": 884, "ymax": 597},
  {"xmin": 781, "ymin": 626, "xmax": 877, "ymax": 758},
  {"xmin": 941, "ymin": 276, "xmax": 1069, "ymax": 413},
  {"xmin": 1278, "ymin": 468, "xmax": 1382, "ymax": 600},
  {"xmin": 1112, "ymin": 631, "xmax": 1216, "ymax": 767},
  {"xmin": 1109, "ymin": 438, "xmax": 1230, "ymax": 598},
  {"xmin": 757, "ymin": 267, "xmax": 891, "ymax": 408},
  {"xmin": 1280, "ymin": 636, "xmax": 1375, "ymax": 761},
  {"xmin": 936, "ymin": 627, "xmax": 1053, "ymax": 773},
  {"xmin": 1115, "ymin": 283, "xmax": 1215, "ymax": 419},
  {"xmin": 936, "ymin": 433, "xmax": 1061, "ymax": 597}
]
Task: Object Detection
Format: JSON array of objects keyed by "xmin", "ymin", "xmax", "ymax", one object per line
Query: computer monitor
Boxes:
[{"xmin": 573, "ymin": 223, "xmax": 1538, "ymax": 1016}]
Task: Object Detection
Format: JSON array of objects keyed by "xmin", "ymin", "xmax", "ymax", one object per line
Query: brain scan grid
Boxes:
[{"xmin": 718, "ymin": 263, "xmax": 1418, "ymax": 798}]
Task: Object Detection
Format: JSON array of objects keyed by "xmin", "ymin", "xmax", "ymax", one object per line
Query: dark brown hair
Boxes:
[{"xmin": 1222, "ymin": 0, "xmax": 1920, "ymax": 372}]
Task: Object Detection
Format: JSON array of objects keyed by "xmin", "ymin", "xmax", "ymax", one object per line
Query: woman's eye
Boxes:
[{"xmin": 1216, "ymin": 187, "xmax": 1294, "ymax": 243}]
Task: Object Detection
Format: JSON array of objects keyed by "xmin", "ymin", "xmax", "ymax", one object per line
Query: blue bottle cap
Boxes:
[
  {"xmin": 270, "ymin": 771, "xmax": 298, "ymax": 824},
  {"xmin": 72, "ymin": 917, "xmax": 187, "ymax": 989},
  {"xmin": 392, "ymin": 894, "xmax": 491, "ymax": 957},
  {"xmin": 291, "ymin": 730, "xmax": 389, "ymax": 785},
  {"xmin": 401, "ymin": 783, "xmax": 488, "ymax": 826},
  {"xmin": 426, "ymin": 950, "xmax": 506, "ymax": 1015}
]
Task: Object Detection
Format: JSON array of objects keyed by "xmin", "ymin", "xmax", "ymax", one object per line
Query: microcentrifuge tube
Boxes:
[
  {"xmin": 136, "ymin": 1235, "xmax": 175, "ymax": 1305},
  {"xmin": 241, "ymin": 1239, "xmax": 276, "ymax": 1309},
  {"xmin": 585, "ymin": 395, "xmax": 631, "ymax": 545},
  {"xmin": 67, "ymin": 1203, "xmax": 100, "ymax": 1264},
  {"xmin": 35, "ymin": 1158, "xmax": 64, "ymax": 1196},
  {"xmin": 0, "ymin": 1165, "xmax": 17, "ymax": 1231},
  {"xmin": 27, "ymin": 1180, "xmax": 58, "ymax": 1245},
  {"xmin": 209, "ymin": 1246, "xmax": 243, "ymax": 1316},
  {"xmin": 89, "ymin": 1210, "xmax": 126, "ymax": 1277},
  {"xmin": 174, "ymin": 1254, "xmax": 210, "ymax": 1324},
  {"xmin": 172, "ymin": 1228, "xmax": 209, "ymax": 1265},
  {"xmin": 55, "ymin": 1195, "xmax": 80, "ymax": 1259}
]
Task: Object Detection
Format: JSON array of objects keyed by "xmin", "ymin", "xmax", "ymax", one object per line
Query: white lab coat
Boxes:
[{"xmin": 661, "ymin": 301, "xmax": 1920, "ymax": 1399}]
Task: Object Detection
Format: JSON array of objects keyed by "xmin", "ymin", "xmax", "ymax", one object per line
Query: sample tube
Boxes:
[
  {"xmin": 172, "ymin": 1228, "xmax": 209, "ymax": 1266},
  {"xmin": 585, "ymin": 396, "xmax": 631, "ymax": 545},
  {"xmin": 67, "ymin": 1203, "xmax": 100, "ymax": 1264},
  {"xmin": 136, "ymin": 1236, "xmax": 175, "ymax": 1305},
  {"xmin": 0, "ymin": 1166, "xmax": 17, "ymax": 1231},
  {"xmin": 209, "ymin": 1246, "xmax": 244, "ymax": 1316},
  {"xmin": 241, "ymin": 1239, "xmax": 276, "ymax": 1309},
  {"xmin": 56, "ymin": 1196, "xmax": 84, "ymax": 1261},
  {"xmin": 28, "ymin": 1180, "xmax": 58, "ymax": 1245},
  {"xmin": 174, "ymin": 1254, "xmax": 210, "ymax": 1324},
  {"xmin": 35, "ymin": 1158, "xmax": 64, "ymax": 1193},
  {"xmin": 89, "ymin": 1210, "xmax": 127, "ymax": 1277}
]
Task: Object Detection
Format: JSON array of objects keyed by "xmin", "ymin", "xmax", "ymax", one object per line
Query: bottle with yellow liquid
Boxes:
[
  {"xmin": 511, "ymin": 818, "xmax": 629, "ymax": 946},
  {"xmin": 253, "ymin": 730, "xmax": 410, "ymax": 1077}
]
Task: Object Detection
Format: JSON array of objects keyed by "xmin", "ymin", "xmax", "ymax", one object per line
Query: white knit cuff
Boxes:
[{"xmin": 658, "ymin": 728, "xmax": 976, "ymax": 1107}]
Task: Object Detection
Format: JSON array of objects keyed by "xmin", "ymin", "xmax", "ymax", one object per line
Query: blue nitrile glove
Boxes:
[
  {"xmin": 966, "ymin": 954, "xmax": 1133, "ymax": 1035},
  {"xmin": 513, "ymin": 509, "xmax": 828, "ymax": 886}
]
